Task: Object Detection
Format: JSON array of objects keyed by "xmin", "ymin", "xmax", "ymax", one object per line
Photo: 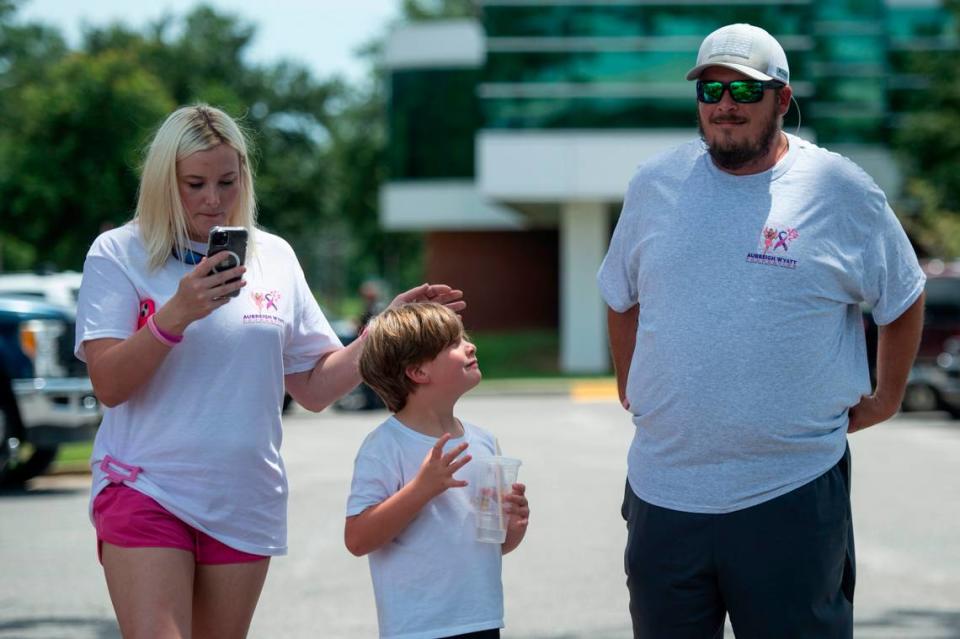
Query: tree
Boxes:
[
  {"xmin": 0, "ymin": 1, "xmax": 455, "ymax": 303},
  {"xmin": 893, "ymin": 1, "xmax": 960, "ymax": 256},
  {"xmin": 0, "ymin": 4, "xmax": 347, "ymax": 289},
  {"xmin": 0, "ymin": 0, "xmax": 68, "ymax": 269},
  {"xmin": 4, "ymin": 49, "xmax": 174, "ymax": 268}
]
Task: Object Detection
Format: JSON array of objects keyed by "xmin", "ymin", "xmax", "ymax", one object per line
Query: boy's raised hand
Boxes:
[{"xmin": 411, "ymin": 433, "xmax": 472, "ymax": 500}]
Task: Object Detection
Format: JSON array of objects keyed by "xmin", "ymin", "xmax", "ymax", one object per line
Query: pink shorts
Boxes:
[{"xmin": 93, "ymin": 483, "xmax": 267, "ymax": 565}]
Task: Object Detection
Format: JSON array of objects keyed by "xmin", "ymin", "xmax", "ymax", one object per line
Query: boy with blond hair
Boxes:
[{"xmin": 345, "ymin": 302, "xmax": 529, "ymax": 639}]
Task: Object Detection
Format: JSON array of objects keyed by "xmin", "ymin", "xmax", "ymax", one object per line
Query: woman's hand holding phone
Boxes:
[
  {"xmin": 151, "ymin": 227, "xmax": 249, "ymax": 336},
  {"xmin": 152, "ymin": 254, "xmax": 247, "ymax": 336}
]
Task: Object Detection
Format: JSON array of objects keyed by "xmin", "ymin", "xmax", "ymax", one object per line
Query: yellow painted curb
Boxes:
[{"xmin": 571, "ymin": 380, "xmax": 619, "ymax": 402}]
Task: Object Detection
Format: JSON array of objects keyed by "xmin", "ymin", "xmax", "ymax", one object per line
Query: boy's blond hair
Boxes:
[{"xmin": 359, "ymin": 303, "xmax": 465, "ymax": 412}]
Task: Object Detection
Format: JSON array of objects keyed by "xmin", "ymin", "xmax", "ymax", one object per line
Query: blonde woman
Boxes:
[{"xmin": 75, "ymin": 104, "xmax": 464, "ymax": 638}]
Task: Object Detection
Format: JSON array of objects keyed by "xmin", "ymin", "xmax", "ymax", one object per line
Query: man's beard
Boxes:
[{"xmin": 698, "ymin": 104, "xmax": 781, "ymax": 172}]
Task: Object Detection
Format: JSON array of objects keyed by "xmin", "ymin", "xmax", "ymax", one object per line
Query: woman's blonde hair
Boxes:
[
  {"xmin": 134, "ymin": 104, "xmax": 257, "ymax": 270},
  {"xmin": 359, "ymin": 303, "xmax": 466, "ymax": 412}
]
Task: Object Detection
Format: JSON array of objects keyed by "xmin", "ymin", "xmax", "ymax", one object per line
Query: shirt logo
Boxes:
[
  {"xmin": 244, "ymin": 289, "xmax": 284, "ymax": 326},
  {"xmin": 251, "ymin": 290, "xmax": 282, "ymax": 312},
  {"xmin": 746, "ymin": 225, "xmax": 799, "ymax": 269}
]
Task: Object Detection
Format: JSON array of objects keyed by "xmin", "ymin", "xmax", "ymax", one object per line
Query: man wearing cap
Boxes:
[{"xmin": 598, "ymin": 23, "xmax": 925, "ymax": 638}]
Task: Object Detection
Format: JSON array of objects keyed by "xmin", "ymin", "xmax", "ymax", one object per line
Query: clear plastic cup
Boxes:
[{"xmin": 474, "ymin": 456, "xmax": 522, "ymax": 544}]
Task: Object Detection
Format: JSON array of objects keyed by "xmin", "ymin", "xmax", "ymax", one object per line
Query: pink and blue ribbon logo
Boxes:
[
  {"xmin": 762, "ymin": 226, "xmax": 799, "ymax": 253},
  {"xmin": 251, "ymin": 290, "xmax": 282, "ymax": 312}
]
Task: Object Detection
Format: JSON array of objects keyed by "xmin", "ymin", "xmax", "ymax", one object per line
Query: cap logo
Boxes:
[
  {"xmin": 708, "ymin": 33, "xmax": 753, "ymax": 60},
  {"xmin": 775, "ymin": 66, "xmax": 788, "ymax": 80}
]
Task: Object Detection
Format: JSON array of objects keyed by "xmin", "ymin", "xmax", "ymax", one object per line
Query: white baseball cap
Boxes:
[{"xmin": 685, "ymin": 24, "xmax": 789, "ymax": 84}]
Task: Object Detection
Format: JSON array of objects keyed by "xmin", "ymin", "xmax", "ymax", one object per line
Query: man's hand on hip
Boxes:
[{"xmin": 848, "ymin": 393, "xmax": 899, "ymax": 433}]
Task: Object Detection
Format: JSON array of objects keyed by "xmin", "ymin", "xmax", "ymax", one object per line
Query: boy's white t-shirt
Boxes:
[
  {"xmin": 347, "ymin": 416, "xmax": 504, "ymax": 639},
  {"xmin": 75, "ymin": 222, "xmax": 342, "ymax": 555}
]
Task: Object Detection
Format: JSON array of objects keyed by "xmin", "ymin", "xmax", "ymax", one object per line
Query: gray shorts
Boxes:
[{"xmin": 622, "ymin": 446, "xmax": 855, "ymax": 639}]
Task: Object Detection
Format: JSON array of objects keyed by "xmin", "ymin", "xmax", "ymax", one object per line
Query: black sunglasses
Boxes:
[{"xmin": 696, "ymin": 79, "xmax": 784, "ymax": 104}]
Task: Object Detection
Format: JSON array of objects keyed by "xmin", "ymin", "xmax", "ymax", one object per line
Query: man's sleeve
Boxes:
[
  {"xmin": 597, "ymin": 175, "xmax": 641, "ymax": 312},
  {"xmin": 861, "ymin": 201, "xmax": 926, "ymax": 326}
]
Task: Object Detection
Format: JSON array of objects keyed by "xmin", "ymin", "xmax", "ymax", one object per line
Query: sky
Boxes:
[{"xmin": 17, "ymin": 0, "xmax": 401, "ymax": 82}]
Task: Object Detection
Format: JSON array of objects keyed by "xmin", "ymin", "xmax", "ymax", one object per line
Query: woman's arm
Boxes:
[
  {"xmin": 285, "ymin": 283, "xmax": 466, "ymax": 412},
  {"xmin": 284, "ymin": 340, "xmax": 364, "ymax": 413},
  {"xmin": 85, "ymin": 256, "xmax": 245, "ymax": 407}
]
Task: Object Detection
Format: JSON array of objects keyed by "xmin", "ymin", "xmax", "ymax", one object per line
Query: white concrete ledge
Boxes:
[
  {"xmin": 477, "ymin": 129, "xmax": 696, "ymax": 201},
  {"xmin": 385, "ymin": 21, "xmax": 485, "ymax": 70},
  {"xmin": 380, "ymin": 180, "xmax": 525, "ymax": 230}
]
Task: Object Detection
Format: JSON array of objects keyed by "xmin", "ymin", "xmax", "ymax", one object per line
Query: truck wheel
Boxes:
[
  {"xmin": 0, "ymin": 445, "xmax": 59, "ymax": 487},
  {"xmin": 0, "ymin": 412, "xmax": 10, "ymax": 480}
]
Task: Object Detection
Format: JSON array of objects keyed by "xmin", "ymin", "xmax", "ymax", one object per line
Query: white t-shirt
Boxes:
[
  {"xmin": 75, "ymin": 222, "xmax": 342, "ymax": 555},
  {"xmin": 347, "ymin": 416, "xmax": 504, "ymax": 639},
  {"xmin": 597, "ymin": 134, "xmax": 925, "ymax": 514}
]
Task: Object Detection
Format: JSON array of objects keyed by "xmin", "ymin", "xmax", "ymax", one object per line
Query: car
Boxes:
[
  {"xmin": 0, "ymin": 271, "xmax": 82, "ymax": 309},
  {"xmin": 891, "ymin": 259, "xmax": 960, "ymax": 416},
  {"xmin": 915, "ymin": 259, "xmax": 960, "ymax": 365},
  {"xmin": 0, "ymin": 295, "xmax": 102, "ymax": 485},
  {"xmin": 331, "ymin": 319, "xmax": 384, "ymax": 412},
  {"xmin": 0, "ymin": 271, "xmax": 382, "ymax": 416}
]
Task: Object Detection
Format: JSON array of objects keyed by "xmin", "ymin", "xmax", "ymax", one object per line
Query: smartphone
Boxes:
[{"xmin": 207, "ymin": 226, "xmax": 248, "ymax": 297}]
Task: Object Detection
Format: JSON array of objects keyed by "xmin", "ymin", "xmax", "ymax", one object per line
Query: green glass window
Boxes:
[
  {"xmin": 813, "ymin": 33, "xmax": 886, "ymax": 66},
  {"xmin": 389, "ymin": 69, "xmax": 481, "ymax": 180},
  {"xmin": 810, "ymin": 113, "xmax": 886, "ymax": 144},
  {"xmin": 483, "ymin": 4, "xmax": 811, "ymax": 39},
  {"xmin": 887, "ymin": 7, "xmax": 957, "ymax": 40},
  {"xmin": 482, "ymin": 96, "xmax": 696, "ymax": 129},
  {"xmin": 813, "ymin": 0, "xmax": 883, "ymax": 22},
  {"xmin": 485, "ymin": 51, "xmax": 813, "ymax": 85}
]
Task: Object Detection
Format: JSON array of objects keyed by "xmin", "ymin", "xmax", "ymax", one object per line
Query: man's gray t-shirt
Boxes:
[{"xmin": 597, "ymin": 134, "xmax": 925, "ymax": 514}]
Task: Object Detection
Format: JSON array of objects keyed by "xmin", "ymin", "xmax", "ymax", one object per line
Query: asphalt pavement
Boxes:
[{"xmin": 1, "ymin": 390, "xmax": 959, "ymax": 638}]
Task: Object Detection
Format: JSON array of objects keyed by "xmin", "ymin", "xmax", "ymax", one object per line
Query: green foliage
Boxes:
[
  {"xmin": 897, "ymin": 179, "xmax": 960, "ymax": 258},
  {"xmin": 893, "ymin": 2, "xmax": 960, "ymax": 256},
  {"xmin": 0, "ymin": 2, "xmax": 425, "ymax": 305},
  {"xmin": 469, "ymin": 330, "xmax": 560, "ymax": 378},
  {"xmin": 2, "ymin": 49, "xmax": 173, "ymax": 267}
]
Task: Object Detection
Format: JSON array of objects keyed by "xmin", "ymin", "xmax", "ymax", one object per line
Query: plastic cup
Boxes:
[{"xmin": 474, "ymin": 456, "xmax": 522, "ymax": 544}]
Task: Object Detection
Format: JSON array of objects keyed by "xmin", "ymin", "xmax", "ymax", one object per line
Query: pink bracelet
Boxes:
[{"xmin": 146, "ymin": 314, "xmax": 183, "ymax": 347}]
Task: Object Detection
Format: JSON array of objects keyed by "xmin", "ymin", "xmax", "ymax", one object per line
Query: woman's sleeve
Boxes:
[
  {"xmin": 283, "ymin": 257, "xmax": 344, "ymax": 374},
  {"xmin": 74, "ymin": 239, "xmax": 140, "ymax": 362}
]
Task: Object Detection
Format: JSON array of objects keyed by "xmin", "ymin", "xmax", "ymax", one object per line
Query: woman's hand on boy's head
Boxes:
[
  {"xmin": 504, "ymin": 483, "xmax": 529, "ymax": 533},
  {"xmin": 411, "ymin": 433, "xmax": 472, "ymax": 501},
  {"xmin": 390, "ymin": 283, "xmax": 466, "ymax": 313}
]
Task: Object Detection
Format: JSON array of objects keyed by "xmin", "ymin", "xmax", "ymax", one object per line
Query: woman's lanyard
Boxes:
[{"xmin": 172, "ymin": 245, "xmax": 206, "ymax": 265}]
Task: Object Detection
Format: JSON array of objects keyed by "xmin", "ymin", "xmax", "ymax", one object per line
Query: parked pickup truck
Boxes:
[{"xmin": 0, "ymin": 295, "xmax": 101, "ymax": 485}]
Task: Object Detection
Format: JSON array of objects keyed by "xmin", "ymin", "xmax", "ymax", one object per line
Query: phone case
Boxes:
[{"xmin": 207, "ymin": 226, "xmax": 248, "ymax": 297}]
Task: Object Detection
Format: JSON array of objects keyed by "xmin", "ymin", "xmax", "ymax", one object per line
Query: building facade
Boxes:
[{"xmin": 381, "ymin": 0, "xmax": 958, "ymax": 372}]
